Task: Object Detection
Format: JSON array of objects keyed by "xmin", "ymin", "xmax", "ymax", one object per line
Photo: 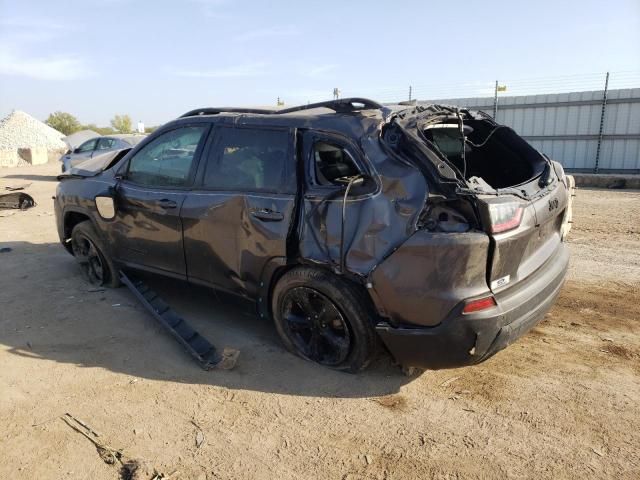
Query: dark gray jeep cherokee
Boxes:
[{"xmin": 54, "ymin": 98, "xmax": 574, "ymax": 372}]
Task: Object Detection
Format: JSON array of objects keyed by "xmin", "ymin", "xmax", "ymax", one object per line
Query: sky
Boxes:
[{"xmin": 0, "ymin": 0, "xmax": 639, "ymax": 126}]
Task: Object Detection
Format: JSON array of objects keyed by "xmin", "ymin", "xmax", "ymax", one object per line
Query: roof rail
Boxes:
[
  {"xmin": 179, "ymin": 97, "xmax": 384, "ymax": 119},
  {"xmin": 180, "ymin": 107, "xmax": 276, "ymax": 118},
  {"xmin": 275, "ymin": 97, "xmax": 384, "ymax": 114}
]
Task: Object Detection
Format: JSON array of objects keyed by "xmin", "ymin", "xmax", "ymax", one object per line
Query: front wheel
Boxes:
[
  {"xmin": 271, "ymin": 267, "xmax": 378, "ymax": 373},
  {"xmin": 71, "ymin": 221, "xmax": 120, "ymax": 287}
]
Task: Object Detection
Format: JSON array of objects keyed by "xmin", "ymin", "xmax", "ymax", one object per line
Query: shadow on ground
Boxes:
[
  {"xmin": 0, "ymin": 241, "xmax": 411, "ymax": 398},
  {"xmin": 1, "ymin": 173, "xmax": 59, "ymax": 182}
]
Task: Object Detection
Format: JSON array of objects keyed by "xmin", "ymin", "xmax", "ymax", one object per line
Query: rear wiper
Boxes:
[{"xmin": 538, "ymin": 161, "xmax": 553, "ymax": 188}]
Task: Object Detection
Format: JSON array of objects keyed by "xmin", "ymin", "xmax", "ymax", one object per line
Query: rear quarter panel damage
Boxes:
[{"xmin": 370, "ymin": 230, "xmax": 490, "ymax": 327}]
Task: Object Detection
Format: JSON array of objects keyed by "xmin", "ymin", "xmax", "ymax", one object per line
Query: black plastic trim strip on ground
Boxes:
[{"xmin": 120, "ymin": 271, "xmax": 239, "ymax": 370}]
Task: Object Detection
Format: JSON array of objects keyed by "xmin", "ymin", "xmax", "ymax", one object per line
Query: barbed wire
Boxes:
[{"xmin": 295, "ymin": 70, "xmax": 640, "ymax": 104}]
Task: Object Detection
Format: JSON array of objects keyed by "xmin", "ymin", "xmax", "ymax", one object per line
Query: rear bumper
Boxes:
[{"xmin": 376, "ymin": 243, "xmax": 569, "ymax": 369}]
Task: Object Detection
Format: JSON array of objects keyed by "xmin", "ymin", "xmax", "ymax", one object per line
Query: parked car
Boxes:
[
  {"xmin": 54, "ymin": 98, "xmax": 574, "ymax": 372},
  {"xmin": 59, "ymin": 134, "xmax": 146, "ymax": 172}
]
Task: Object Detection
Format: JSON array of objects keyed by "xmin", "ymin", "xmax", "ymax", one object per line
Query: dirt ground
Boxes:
[{"xmin": 1, "ymin": 163, "xmax": 639, "ymax": 480}]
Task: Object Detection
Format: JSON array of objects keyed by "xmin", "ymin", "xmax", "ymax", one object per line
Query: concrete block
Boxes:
[
  {"xmin": 0, "ymin": 149, "xmax": 20, "ymax": 167},
  {"xmin": 18, "ymin": 147, "xmax": 48, "ymax": 165},
  {"xmin": 48, "ymin": 148, "xmax": 66, "ymax": 163},
  {"xmin": 572, "ymin": 173, "xmax": 640, "ymax": 190}
]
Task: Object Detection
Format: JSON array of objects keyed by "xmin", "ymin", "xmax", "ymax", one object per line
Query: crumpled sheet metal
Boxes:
[
  {"xmin": 299, "ymin": 121, "xmax": 428, "ymax": 278},
  {"xmin": 371, "ymin": 230, "xmax": 490, "ymax": 327}
]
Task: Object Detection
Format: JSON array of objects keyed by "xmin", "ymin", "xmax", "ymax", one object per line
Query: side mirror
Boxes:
[{"xmin": 73, "ymin": 148, "xmax": 81, "ymax": 154}]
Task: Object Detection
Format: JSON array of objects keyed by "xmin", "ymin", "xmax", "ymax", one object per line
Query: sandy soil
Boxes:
[{"xmin": 1, "ymin": 163, "xmax": 639, "ymax": 480}]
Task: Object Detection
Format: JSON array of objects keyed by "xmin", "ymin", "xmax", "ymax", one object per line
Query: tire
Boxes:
[
  {"xmin": 271, "ymin": 267, "xmax": 378, "ymax": 373},
  {"xmin": 71, "ymin": 220, "xmax": 120, "ymax": 288}
]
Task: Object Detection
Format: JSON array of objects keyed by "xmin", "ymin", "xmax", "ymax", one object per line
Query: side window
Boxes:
[
  {"xmin": 312, "ymin": 141, "xmax": 360, "ymax": 186},
  {"xmin": 77, "ymin": 139, "xmax": 97, "ymax": 152},
  {"xmin": 127, "ymin": 126, "xmax": 207, "ymax": 187},
  {"xmin": 204, "ymin": 128, "xmax": 290, "ymax": 192},
  {"xmin": 97, "ymin": 138, "xmax": 116, "ymax": 150}
]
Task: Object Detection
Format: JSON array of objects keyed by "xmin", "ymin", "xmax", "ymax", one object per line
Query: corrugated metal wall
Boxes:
[{"xmin": 420, "ymin": 88, "xmax": 640, "ymax": 173}]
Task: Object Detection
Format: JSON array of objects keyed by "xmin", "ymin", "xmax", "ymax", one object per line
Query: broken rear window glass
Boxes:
[{"xmin": 313, "ymin": 141, "xmax": 360, "ymax": 186}]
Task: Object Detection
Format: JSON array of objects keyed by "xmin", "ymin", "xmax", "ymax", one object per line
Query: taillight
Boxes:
[
  {"xmin": 488, "ymin": 202, "xmax": 523, "ymax": 233},
  {"xmin": 462, "ymin": 296, "xmax": 497, "ymax": 314}
]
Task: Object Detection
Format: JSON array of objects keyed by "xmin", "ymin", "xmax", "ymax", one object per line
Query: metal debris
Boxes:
[
  {"xmin": 4, "ymin": 182, "xmax": 32, "ymax": 191},
  {"xmin": 0, "ymin": 192, "xmax": 36, "ymax": 210}
]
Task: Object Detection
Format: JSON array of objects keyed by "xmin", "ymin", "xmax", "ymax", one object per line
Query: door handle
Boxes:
[
  {"xmin": 250, "ymin": 208, "xmax": 284, "ymax": 221},
  {"xmin": 157, "ymin": 199, "xmax": 177, "ymax": 209}
]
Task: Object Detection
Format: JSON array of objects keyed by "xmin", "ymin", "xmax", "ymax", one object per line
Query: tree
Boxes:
[
  {"xmin": 45, "ymin": 111, "xmax": 81, "ymax": 136},
  {"xmin": 83, "ymin": 123, "xmax": 116, "ymax": 136},
  {"xmin": 110, "ymin": 114, "xmax": 133, "ymax": 133}
]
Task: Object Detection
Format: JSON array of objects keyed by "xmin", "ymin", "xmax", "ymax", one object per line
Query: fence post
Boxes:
[
  {"xmin": 594, "ymin": 71, "xmax": 610, "ymax": 173},
  {"xmin": 492, "ymin": 80, "xmax": 499, "ymax": 118}
]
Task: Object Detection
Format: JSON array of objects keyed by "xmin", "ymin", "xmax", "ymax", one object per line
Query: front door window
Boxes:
[{"xmin": 127, "ymin": 126, "xmax": 208, "ymax": 187}]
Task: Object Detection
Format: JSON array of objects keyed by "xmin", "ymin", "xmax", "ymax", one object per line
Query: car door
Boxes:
[
  {"xmin": 66, "ymin": 138, "xmax": 98, "ymax": 168},
  {"xmin": 111, "ymin": 124, "xmax": 211, "ymax": 277},
  {"xmin": 298, "ymin": 130, "xmax": 377, "ymax": 272},
  {"xmin": 181, "ymin": 124, "xmax": 297, "ymax": 297}
]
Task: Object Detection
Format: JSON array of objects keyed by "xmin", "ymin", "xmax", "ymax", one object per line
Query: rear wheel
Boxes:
[
  {"xmin": 71, "ymin": 221, "xmax": 120, "ymax": 287},
  {"xmin": 272, "ymin": 267, "xmax": 378, "ymax": 372}
]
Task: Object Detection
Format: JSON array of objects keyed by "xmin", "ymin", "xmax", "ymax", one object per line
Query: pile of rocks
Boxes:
[{"xmin": 0, "ymin": 110, "xmax": 67, "ymax": 167}]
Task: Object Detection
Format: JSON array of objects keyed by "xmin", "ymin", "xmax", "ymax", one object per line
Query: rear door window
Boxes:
[
  {"xmin": 312, "ymin": 141, "xmax": 360, "ymax": 186},
  {"xmin": 204, "ymin": 127, "xmax": 291, "ymax": 193},
  {"xmin": 126, "ymin": 126, "xmax": 208, "ymax": 187},
  {"xmin": 97, "ymin": 138, "xmax": 116, "ymax": 150}
]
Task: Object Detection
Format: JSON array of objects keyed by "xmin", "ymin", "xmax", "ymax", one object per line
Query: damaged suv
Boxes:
[{"xmin": 54, "ymin": 98, "xmax": 574, "ymax": 372}]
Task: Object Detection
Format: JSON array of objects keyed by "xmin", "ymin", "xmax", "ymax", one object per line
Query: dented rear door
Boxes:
[{"xmin": 181, "ymin": 125, "xmax": 297, "ymax": 298}]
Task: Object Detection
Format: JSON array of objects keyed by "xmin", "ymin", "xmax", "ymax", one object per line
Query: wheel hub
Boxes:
[
  {"xmin": 72, "ymin": 234, "xmax": 105, "ymax": 285},
  {"xmin": 281, "ymin": 286, "xmax": 351, "ymax": 366}
]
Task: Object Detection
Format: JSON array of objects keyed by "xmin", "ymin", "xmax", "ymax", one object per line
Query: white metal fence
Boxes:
[
  {"xmin": 419, "ymin": 88, "xmax": 640, "ymax": 173},
  {"xmin": 322, "ymin": 71, "xmax": 640, "ymax": 173}
]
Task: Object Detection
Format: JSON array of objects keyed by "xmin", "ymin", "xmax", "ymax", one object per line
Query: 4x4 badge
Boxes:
[{"xmin": 548, "ymin": 198, "xmax": 559, "ymax": 211}]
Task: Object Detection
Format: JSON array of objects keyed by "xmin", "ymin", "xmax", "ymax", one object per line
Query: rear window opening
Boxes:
[
  {"xmin": 423, "ymin": 120, "xmax": 547, "ymax": 189},
  {"xmin": 313, "ymin": 141, "xmax": 360, "ymax": 186}
]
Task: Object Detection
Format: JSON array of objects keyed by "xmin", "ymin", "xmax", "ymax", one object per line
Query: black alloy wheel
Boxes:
[
  {"xmin": 280, "ymin": 286, "xmax": 351, "ymax": 366},
  {"xmin": 72, "ymin": 233, "xmax": 106, "ymax": 285}
]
